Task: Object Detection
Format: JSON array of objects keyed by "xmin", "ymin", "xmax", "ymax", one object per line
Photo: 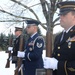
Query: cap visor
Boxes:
[{"xmin": 58, "ymin": 11, "xmax": 71, "ymax": 16}]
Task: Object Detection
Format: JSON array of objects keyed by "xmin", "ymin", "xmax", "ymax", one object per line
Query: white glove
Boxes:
[
  {"xmin": 9, "ymin": 56, "xmax": 12, "ymax": 61},
  {"xmin": 17, "ymin": 51, "xmax": 25, "ymax": 58},
  {"xmin": 43, "ymin": 57, "xmax": 58, "ymax": 70},
  {"xmin": 8, "ymin": 47, "xmax": 13, "ymax": 51}
]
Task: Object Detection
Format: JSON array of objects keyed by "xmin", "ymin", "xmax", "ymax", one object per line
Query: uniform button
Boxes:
[
  {"xmin": 57, "ymin": 54, "xmax": 60, "ymax": 56},
  {"xmin": 58, "ymin": 46, "xmax": 60, "ymax": 49}
]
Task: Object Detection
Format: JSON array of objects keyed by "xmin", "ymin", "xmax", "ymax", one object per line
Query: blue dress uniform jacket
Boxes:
[
  {"xmin": 23, "ymin": 33, "xmax": 44, "ymax": 75},
  {"xmin": 53, "ymin": 26, "xmax": 75, "ymax": 75}
]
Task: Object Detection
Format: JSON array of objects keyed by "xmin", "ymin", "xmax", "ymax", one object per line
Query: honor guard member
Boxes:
[
  {"xmin": 17, "ymin": 19, "xmax": 45, "ymax": 75},
  {"xmin": 12, "ymin": 27, "xmax": 25, "ymax": 67},
  {"xmin": 43, "ymin": 1, "xmax": 75, "ymax": 75}
]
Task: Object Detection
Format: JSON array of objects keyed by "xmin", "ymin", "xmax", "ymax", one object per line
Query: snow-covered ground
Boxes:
[
  {"xmin": 0, "ymin": 51, "xmax": 15, "ymax": 75},
  {"xmin": 0, "ymin": 50, "xmax": 46, "ymax": 75}
]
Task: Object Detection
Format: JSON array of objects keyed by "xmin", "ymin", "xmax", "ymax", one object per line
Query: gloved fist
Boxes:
[
  {"xmin": 17, "ymin": 51, "xmax": 25, "ymax": 58},
  {"xmin": 9, "ymin": 56, "xmax": 12, "ymax": 61},
  {"xmin": 8, "ymin": 47, "xmax": 13, "ymax": 51},
  {"xmin": 43, "ymin": 57, "xmax": 58, "ymax": 70}
]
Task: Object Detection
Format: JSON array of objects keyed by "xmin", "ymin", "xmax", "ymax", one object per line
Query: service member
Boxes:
[
  {"xmin": 17, "ymin": 19, "xmax": 45, "ymax": 75},
  {"xmin": 12, "ymin": 27, "xmax": 25, "ymax": 66},
  {"xmin": 43, "ymin": 1, "xmax": 75, "ymax": 75}
]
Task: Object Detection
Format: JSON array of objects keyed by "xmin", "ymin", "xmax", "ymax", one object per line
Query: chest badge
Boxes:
[
  {"xmin": 28, "ymin": 41, "xmax": 34, "ymax": 46},
  {"xmin": 66, "ymin": 37, "xmax": 72, "ymax": 48}
]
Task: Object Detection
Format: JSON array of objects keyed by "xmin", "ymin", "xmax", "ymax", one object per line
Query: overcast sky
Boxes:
[
  {"xmin": 0, "ymin": 0, "xmax": 11, "ymax": 35},
  {"xmin": 0, "ymin": 0, "xmax": 64, "ymax": 35}
]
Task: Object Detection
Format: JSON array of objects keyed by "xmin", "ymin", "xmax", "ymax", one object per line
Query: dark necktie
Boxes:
[{"xmin": 60, "ymin": 31, "xmax": 66, "ymax": 42}]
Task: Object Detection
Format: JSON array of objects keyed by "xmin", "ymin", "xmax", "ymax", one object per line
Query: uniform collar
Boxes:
[
  {"xmin": 31, "ymin": 32, "xmax": 37, "ymax": 38},
  {"xmin": 16, "ymin": 34, "xmax": 21, "ymax": 38},
  {"xmin": 64, "ymin": 25, "xmax": 74, "ymax": 33}
]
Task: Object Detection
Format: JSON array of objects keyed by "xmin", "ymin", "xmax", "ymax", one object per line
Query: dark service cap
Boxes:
[
  {"xmin": 57, "ymin": 1, "xmax": 75, "ymax": 15},
  {"xmin": 25, "ymin": 19, "xmax": 41, "ymax": 26},
  {"xmin": 15, "ymin": 27, "xmax": 22, "ymax": 32}
]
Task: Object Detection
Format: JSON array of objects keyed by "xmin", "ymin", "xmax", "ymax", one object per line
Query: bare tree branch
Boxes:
[
  {"xmin": 0, "ymin": 9, "xmax": 32, "ymax": 19},
  {"xmin": 11, "ymin": 0, "xmax": 39, "ymax": 20},
  {"xmin": 0, "ymin": 20, "xmax": 25, "ymax": 22},
  {"xmin": 40, "ymin": 0, "xmax": 48, "ymax": 22},
  {"xmin": 0, "ymin": 0, "xmax": 65, "ymax": 34},
  {"xmin": 53, "ymin": 17, "xmax": 60, "ymax": 24}
]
